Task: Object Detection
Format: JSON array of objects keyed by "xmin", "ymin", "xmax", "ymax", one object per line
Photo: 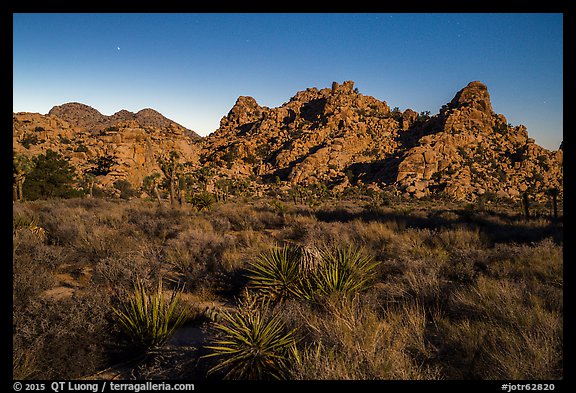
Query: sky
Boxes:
[{"xmin": 13, "ymin": 13, "xmax": 563, "ymax": 150}]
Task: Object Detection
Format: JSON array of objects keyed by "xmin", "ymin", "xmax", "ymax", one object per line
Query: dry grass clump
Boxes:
[
  {"xmin": 285, "ymin": 295, "xmax": 440, "ymax": 380},
  {"xmin": 210, "ymin": 201, "xmax": 284, "ymax": 231},
  {"xmin": 438, "ymin": 275, "xmax": 562, "ymax": 379}
]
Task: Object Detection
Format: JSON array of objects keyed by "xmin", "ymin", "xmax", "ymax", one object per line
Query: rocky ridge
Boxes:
[
  {"xmin": 196, "ymin": 80, "xmax": 562, "ymax": 201},
  {"xmin": 13, "ymin": 104, "xmax": 200, "ymax": 188},
  {"xmin": 13, "ymin": 81, "xmax": 562, "ymax": 202}
]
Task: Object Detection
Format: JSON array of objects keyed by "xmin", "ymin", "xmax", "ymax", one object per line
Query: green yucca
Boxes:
[
  {"xmin": 112, "ymin": 279, "xmax": 188, "ymax": 351},
  {"xmin": 191, "ymin": 192, "xmax": 215, "ymax": 211},
  {"xmin": 13, "ymin": 215, "xmax": 47, "ymax": 240},
  {"xmin": 246, "ymin": 245, "xmax": 313, "ymax": 301},
  {"xmin": 314, "ymin": 244, "xmax": 378, "ymax": 297},
  {"xmin": 203, "ymin": 292, "xmax": 297, "ymax": 379}
]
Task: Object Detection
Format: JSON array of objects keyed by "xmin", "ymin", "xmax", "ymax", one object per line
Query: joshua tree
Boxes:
[
  {"xmin": 13, "ymin": 152, "xmax": 35, "ymax": 201},
  {"xmin": 142, "ymin": 173, "xmax": 163, "ymax": 205},
  {"xmin": 522, "ymin": 192, "xmax": 530, "ymax": 219},
  {"xmin": 82, "ymin": 172, "xmax": 98, "ymax": 198},
  {"xmin": 548, "ymin": 187, "xmax": 559, "ymax": 221},
  {"xmin": 157, "ymin": 151, "xmax": 183, "ymax": 207}
]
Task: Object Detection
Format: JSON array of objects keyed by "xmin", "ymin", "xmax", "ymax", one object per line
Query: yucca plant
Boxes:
[
  {"xmin": 203, "ymin": 292, "xmax": 298, "ymax": 379},
  {"xmin": 246, "ymin": 245, "xmax": 313, "ymax": 302},
  {"xmin": 13, "ymin": 214, "xmax": 46, "ymax": 241},
  {"xmin": 191, "ymin": 192, "xmax": 215, "ymax": 211},
  {"xmin": 112, "ymin": 279, "xmax": 188, "ymax": 351},
  {"xmin": 314, "ymin": 244, "xmax": 378, "ymax": 297}
]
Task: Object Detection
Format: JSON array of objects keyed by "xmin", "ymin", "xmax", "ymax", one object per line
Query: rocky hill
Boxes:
[
  {"xmin": 13, "ymin": 105, "xmax": 200, "ymax": 188},
  {"xmin": 196, "ymin": 80, "xmax": 562, "ymax": 201},
  {"xmin": 13, "ymin": 81, "xmax": 562, "ymax": 202}
]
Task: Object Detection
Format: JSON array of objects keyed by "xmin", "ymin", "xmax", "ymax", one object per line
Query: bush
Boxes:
[
  {"xmin": 113, "ymin": 179, "xmax": 139, "ymax": 200},
  {"xmin": 247, "ymin": 243, "xmax": 378, "ymax": 302}
]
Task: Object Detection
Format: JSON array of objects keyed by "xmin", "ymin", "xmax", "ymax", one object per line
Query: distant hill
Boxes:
[
  {"xmin": 47, "ymin": 102, "xmax": 201, "ymax": 140},
  {"xmin": 13, "ymin": 104, "xmax": 201, "ymax": 188},
  {"xmin": 13, "ymin": 81, "xmax": 562, "ymax": 202}
]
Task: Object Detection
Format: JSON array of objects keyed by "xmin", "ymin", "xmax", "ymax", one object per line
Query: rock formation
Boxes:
[
  {"xmin": 13, "ymin": 81, "xmax": 563, "ymax": 202},
  {"xmin": 13, "ymin": 105, "xmax": 200, "ymax": 189}
]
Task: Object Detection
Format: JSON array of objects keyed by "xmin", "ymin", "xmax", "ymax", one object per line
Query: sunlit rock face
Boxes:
[{"xmin": 13, "ymin": 81, "xmax": 562, "ymax": 202}]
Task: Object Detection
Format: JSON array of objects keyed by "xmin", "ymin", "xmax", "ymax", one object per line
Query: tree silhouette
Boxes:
[
  {"xmin": 22, "ymin": 149, "xmax": 81, "ymax": 200},
  {"xmin": 158, "ymin": 151, "xmax": 183, "ymax": 206},
  {"xmin": 142, "ymin": 172, "xmax": 162, "ymax": 205},
  {"xmin": 13, "ymin": 152, "xmax": 35, "ymax": 201}
]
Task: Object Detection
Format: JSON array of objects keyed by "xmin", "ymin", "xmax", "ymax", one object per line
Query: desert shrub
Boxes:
[
  {"xmin": 163, "ymin": 223, "xmax": 238, "ymax": 292},
  {"xmin": 212, "ymin": 203, "xmax": 282, "ymax": 231},
  {"xmin": 13, "ymin": 236, "xmax": 59, "ymax": 308},
  {"xmin": 112, "ymin": 279, "xmax": 189, "ymax": 352},
  {"xmin": 13, "ymin": 214, "xmax": 47, "ymax": 241},
  {"xmin": 13, "ymin": 290, "xmax": 113, "ymax": 379},
  {"xmin": 268, "ymin": 199, "xmax": 288, "ymax": 217},
  {"xmin": 439, "ymin": 276, "xmax": 562, "ymax": 379},
  {"xmin": 204, "ymin": 291, "xmax": 298, "ymax": 380},
  {"xmin": 113, "ymin": 179, "xmax": 139, "ymax": 200},
  {"xmin": 92, "ymin": 246, "xmax": 163, "ymax": 294},
  {"xmin": 126, "ymin": 204, "xmax": 185, "ymax": 241},
  {"xmin": 247, "ymin": 243, "xmax": 378, "ymax": 303}
]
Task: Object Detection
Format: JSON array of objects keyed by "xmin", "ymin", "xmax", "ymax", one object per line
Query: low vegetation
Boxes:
[{"xmin": 12, "ymin": 193, "xmax": 562, "ymax": 380}]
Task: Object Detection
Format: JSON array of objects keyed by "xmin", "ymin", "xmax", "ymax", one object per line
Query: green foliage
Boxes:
[
  {"xmin": 13, "ymin": 153, "xmax": 34, "ymax": 177},
  {"xmin": 34, "ymin": 126, "xmax": 45, "ymax": 132},
  {"xmin": 417, "ymin": 111, "xmax": 431, "ymax": 123},
  {"xmin": 88, "ymin": 155, "xmax": 118, "ymax": 176},
  {"xmin": 268, "ymin": 199, "xmax": 288, "ymax": 217},
  {"xmin": 203, "ymin": 292, "xmax": 297, "ymax": 380},
  {"xmin": 13, "ymin": 214, "xmax": 47, "ymax": 241},
  {"xmin": 23, "ymin": 150, "xmax": 83, "ymax": 200},
  {"xmin": 157, "ymin": 151, "xmax": 184, "ymax": 205},
  {"xmin": 21, "ymin": 133, "xmax": 44, "ymax": 149},
  {"xmin": 190, "ymin": 192, "xmax": 216, "ymax": 211},
  {"xmin": 247, "ymin": 245, "xmax": 312, "ymax": 302},
  {"xmin": 314, "ymin": 245, "xmax": 378, "ymax": 297},
  {"xmin": 248, "ymin": 244, "xmax": 378, "ymax": 303},
  {"xmin": 389, "ymin": 106, "xmax": 402, "ymax": 120},
  {"xmin": 215, "ymin": 177, "xmax": 250, "ymax": 199},
  {"xmin": 112, "ymin": 279, "xmax": 188, "ymax": 351},
  {"xmin": 113, "ymin": 179, "xmax": 139, "ymax": 200},
  {"xmin": 142, "ymin": 173, "xmax": 161, "ymax": 193},
  {"xmin": 105, "ymin": 126, "xmax": 119, "ymax": 132}
]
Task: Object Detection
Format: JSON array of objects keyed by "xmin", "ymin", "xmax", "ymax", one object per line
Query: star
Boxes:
[{"xmin": 117, "ymin": 47, "xmax": 120, "ymax": 51}]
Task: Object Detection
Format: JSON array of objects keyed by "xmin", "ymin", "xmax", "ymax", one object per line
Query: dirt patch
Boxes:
[{"xmin": 40, "ymin": 286, "xmax": 75, "ymax": 301}]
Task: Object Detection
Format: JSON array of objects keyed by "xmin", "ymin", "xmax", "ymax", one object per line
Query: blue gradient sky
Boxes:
[{"xmin": 13, "ymin": 13, "xmax": 563, "ymax": 150}]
